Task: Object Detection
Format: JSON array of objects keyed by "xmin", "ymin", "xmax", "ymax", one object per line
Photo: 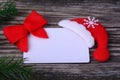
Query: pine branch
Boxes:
[
  {"xmin": 0, "ymin": 57, "xmax": 33, "ymax": 80},
  {"xmin": 0, "ymin": 0, "xmax": 18, "ymax": 23}
]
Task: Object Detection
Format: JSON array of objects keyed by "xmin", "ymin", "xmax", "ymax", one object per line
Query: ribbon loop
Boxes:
[
  {"xmin": 4, "ymin": 25, "xmax": 28, "ymax": 44},
  {"xmin": 24, "ymin": 10, "xmax": 47, "ymax": 32}
]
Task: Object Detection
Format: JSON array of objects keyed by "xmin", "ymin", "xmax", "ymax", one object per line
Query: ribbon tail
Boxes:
[
  {"xmin": 16, "ymin": 37, "xmax": 28, "ymax": 52},
  {"xmin": 32, "ymin": 28, "xmax": 49, "ymax": 38}
]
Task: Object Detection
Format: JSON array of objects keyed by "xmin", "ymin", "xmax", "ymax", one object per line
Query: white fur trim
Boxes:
[{"xmin": 58, "ymin": 20, "xmax": 94, "ymax": 48}]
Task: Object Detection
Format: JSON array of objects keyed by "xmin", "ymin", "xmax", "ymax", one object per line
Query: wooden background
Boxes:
[{"xmin": 0, "ymin": 0, "xmax": 120, "ymax": 80}]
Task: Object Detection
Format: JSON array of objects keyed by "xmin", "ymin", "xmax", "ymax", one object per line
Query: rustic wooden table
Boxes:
[{"xmin": 0, "ymin": 0, "xmax": 120, "ymax": 80}]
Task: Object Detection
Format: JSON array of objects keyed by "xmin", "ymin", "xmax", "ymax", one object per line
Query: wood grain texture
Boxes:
[{"xmin": 0, "ymin": 0, "xmax": 120, "ymax": 80}]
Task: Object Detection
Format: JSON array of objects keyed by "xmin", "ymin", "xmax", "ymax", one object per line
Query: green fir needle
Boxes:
[{"xmin": 0, "ymin": 0, "xmax": 18, "ymax": 23}]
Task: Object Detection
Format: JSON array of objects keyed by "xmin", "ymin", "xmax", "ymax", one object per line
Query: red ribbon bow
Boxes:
[{"xmin": 3, "ymin": 10, "xmax": 49, "ymax": 52}]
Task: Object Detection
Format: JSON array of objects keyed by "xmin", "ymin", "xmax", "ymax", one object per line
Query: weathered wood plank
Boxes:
[{"xmin": 0, "ymin": 0, "xmax": 120, "ymax": 80}]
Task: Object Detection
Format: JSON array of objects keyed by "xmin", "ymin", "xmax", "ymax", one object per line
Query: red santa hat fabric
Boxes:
[{"xmin": 58, "ymin": 17, "xmax": 110, "ymax": 62}]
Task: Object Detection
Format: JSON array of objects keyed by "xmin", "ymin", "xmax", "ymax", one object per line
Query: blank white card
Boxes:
[{"xmin": 23, "ymin": 28, "xmax": 90, "ymax": 63}]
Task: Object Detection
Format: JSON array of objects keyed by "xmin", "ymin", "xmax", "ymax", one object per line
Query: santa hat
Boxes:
[{"xmin": 58, "ymin": 17, "xmax": 110, "ymax": 62}]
